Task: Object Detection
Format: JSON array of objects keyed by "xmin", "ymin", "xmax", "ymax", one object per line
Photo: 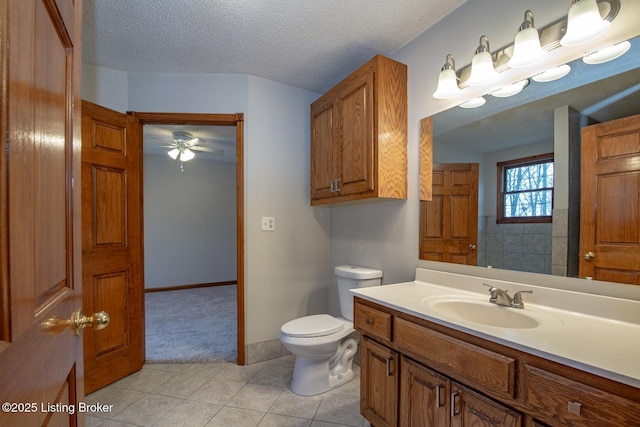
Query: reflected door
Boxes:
[
  {"xmin": 580, "ymin": 113, "xmax": 640, "ymax": 284},
  {"xmin": 420, "ymin": 164, "xmax": 479, "ymax": 265}
]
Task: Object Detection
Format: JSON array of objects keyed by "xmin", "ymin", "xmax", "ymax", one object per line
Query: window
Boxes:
[{"xmin": 497, "ymin": 153, "xmax": 553, "ymax": 224}]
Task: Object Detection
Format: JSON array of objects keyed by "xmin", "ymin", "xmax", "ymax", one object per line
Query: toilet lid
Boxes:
[{"xmin": 281, "ymin": 314, "xmax": 344, "ymax": 338}]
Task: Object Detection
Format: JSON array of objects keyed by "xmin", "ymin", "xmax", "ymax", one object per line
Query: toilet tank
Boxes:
[{"xmin": 335, "ymin": 265, "xmax": 383, "ymax": 321}]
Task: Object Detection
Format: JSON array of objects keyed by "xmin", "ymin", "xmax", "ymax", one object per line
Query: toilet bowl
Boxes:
[{"xmin": 280, "ymin": 265, "xmax": 382, "ymax": 396}]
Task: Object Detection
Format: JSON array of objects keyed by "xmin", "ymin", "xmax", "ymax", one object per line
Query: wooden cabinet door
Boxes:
[
  {"xmin": 420, "ymin": 163, "xmax": 479, "ymax": 265},
  {"xmin": 361, "ymin": 337, "xmax": 399, "ymax": 427},
  {"xmin": 400, "ymin": 356, "xmax": 450, "ymax": 427},
  {"xmin": 311, "ymin": 98, "xmax": 338, "ymax": 200},
  {"xmin": 451, "ymin": 382, "xmax": 521, "ymax": 427},
  {"xmin": 0, "ymin": 0, "xmax": 84, "ymax": 425},
  {"xmin": 337, "ymin": 70, "xmax": 375, "ymax": 196},
  {"xmin": 580, "ymin": 113, "xmax": 640, "ymax": 284}
]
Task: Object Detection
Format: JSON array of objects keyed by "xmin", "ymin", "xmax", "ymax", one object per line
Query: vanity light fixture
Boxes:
[
  {"xmin": 508, "ymin": 10, "xmax": 547, "ymax": 68},
  {"xmin": 531, "ymin": 64, "xmax": 572, "ymax": 82},
  {"xmin": 466, "ymin": 36, "xmax": 500, "ymax": 87},
  {"xmin": 433, "ymin": 54, "xmax": 463, "ymax": 99},
  {"xmin": 583, "ymin": 40, "xmax": 631, "ymax": 64},
  {"xmin": 560, "ymin": 0, "xmax": 611, "ymax": 47},
  {"xmin": 459, "ymin": 96, "xmax": 486, "ymax": 109},
  {"xmin": 491, "ymin": 80, "xmax": 530, "ymax": 98}
]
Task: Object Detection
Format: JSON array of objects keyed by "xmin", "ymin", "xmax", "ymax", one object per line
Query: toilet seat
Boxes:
[{"xmin": 281, "ymin": 314, "xmax": 344, "ymax": 338}]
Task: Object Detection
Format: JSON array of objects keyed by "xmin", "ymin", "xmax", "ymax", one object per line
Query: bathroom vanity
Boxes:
[{"xmin": 352, "ymin": 269, "xmax": 640, "ymax": 427}]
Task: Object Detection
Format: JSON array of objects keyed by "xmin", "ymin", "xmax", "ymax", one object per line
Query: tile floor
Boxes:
[{"xmin": 85, "ymin": 355, "xmax": 371, "ymax": 427}]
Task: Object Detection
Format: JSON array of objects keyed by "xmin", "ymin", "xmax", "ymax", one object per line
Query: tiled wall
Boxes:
[{"xmin": 478, "ymin": 216, "xmax": 552, "ymax": 274}]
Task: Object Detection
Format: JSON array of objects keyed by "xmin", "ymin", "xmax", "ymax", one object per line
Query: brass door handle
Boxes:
[
  {"xmin": 469, "ymin": 244, "xmax": 477, "ymax": 250},
  {"xmin": 42, "ymin": 310, "xmax": 110, "ymax": 336},
  {"xmin": 584, "ymin": 251, "xmax": 595, "ymax": 261}
]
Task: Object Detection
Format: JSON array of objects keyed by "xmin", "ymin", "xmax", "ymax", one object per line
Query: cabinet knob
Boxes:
[{"xmin": 365, "ymin": 318, "xmax": 374, "ymax": 325}]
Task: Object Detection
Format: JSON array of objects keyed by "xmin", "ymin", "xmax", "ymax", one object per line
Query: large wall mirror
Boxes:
[{"xmin": 420, "ymin": 35, "xmax": 640, "ymax": 285}]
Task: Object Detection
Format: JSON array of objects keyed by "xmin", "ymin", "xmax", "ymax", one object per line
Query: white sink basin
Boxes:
[{"xmin": 423, "ymin": 296, "xmax": 546, "ymax": 329}]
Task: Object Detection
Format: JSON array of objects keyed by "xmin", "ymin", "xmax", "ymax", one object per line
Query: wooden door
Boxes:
[
  {"xmin": 338, "ymin": 70, "xmax": 375, "ymax": 196},
  {"xmin": 0, "ymin": 0, "xmax": 85, "ymax": 426},
  {"xmin": 580, "ymin": 113, "xmax": 640, "ymax": 284},
  {"xmin": 420, "ymin": 163, "xmax": 479, "ymax": 264},
  {"xmin": 400, "ymin": 356, "xmax": 449, "ymax": 427},
  {"xmin": 450, "ymin": 382, "xmax": 521, "ymax": 427},
  {"xmin": 81, "ymin": 101, "xmax": 144, "ymax": 393},
  {"xmin": 311, "ymin": 98, "xmax": 338, "ymax": 200},
  {"xmin": 360, "ymin": 337, "xmax": 398, "ymax": 427}
]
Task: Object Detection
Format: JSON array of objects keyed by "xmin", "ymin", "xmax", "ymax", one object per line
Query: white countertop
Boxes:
[{"xmin": 351, "ymin": 269, "xmax": 640, "ymax": 389}]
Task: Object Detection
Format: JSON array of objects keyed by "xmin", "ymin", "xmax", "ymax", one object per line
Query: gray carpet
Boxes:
[{"xmin": 145, "ymin": 285, "xmax": 237, "ymax": 363}]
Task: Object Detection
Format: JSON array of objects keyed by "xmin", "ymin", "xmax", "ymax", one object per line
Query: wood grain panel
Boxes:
[
  {"xmin": 34, "ymin": 0, "xmax": 69, "ymax": 306},
  {"xmin": 451, "ymin": 382, "xmax": 521, "ymax": 427},
  {"xmin": 94, "ymin": 272, "xmax": 128, "ymax": 355},
  {"xmin": 400, "ymin": 356, "xmax": 449, "ymax": 427},
  {"xmin": 360, "ymin": 337, "xmax": 398, "ymax": 427},
  {"xmin": 424, "ymin": 196, "xmax": 444, "ymax": 238},
  {"xmin": 354, "ymin": 302, "xmax": 392, "ymax": 342},
  {"xmin": 339, "ymin": 72, "xmax": 374, "ymax": 195},
  {"xmin": 596, "ymin": 174, "xmax": 638, "ymax": 243},
  {"xmin": 598, "ymin": 133, "xmax": 639, "ymax": 158},
  {"xmin": 452, "ymin": 195, "xmax": 471, "ymax": 239},
  {"xmin": 93, "ymin": 166, "xmax": 126, "ymax": 246},
  {"xmin": 523, "ymin": 365, "xmax": 640, "ymax": 426},
  {"xmin": 420, "ymin": 117, "xmax": 433, "ymax": 201},
  {"xmin": 310, "ymin": 101, "xmax": 336, "ymax": 199},
  {"xmin": 93, "ymin": 122, "xmax": 126, "ymax": 153},
  {"xmin": 394, "ymin": 317, "xmax": 515, "ymax": 398}
]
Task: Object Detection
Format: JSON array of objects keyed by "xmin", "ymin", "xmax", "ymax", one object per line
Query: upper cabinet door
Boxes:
[
  {"xmin": 311, "ymin": 98, "xmax": 338, "ymax": 200},
  {"xmin": 310, "ymin": 55, "xmax": 407, "ymax": 206},
  {"xmin": 338, "ymin": 70, "xmax": 375, "ymax": 196}
]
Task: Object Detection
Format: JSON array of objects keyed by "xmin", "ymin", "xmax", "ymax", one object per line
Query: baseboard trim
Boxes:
[{"xmin": 145, "ymin": 280, "xmax": 238, "ymax": 293}]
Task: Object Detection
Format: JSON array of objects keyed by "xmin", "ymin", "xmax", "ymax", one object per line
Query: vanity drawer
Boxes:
[
  {"xmin": 523, "ymin": 365, "xmax": 640, "ymax": 427},
  {"xmin": 354, "ymin": 302, "xmax": 392, "ymax": 342},
  {"xmin": 394, "ymin": 317, "xmax": 515, "ymax": 398}
]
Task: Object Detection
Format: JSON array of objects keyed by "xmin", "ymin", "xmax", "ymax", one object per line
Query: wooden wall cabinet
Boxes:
[
  {"xmin": 310, "ymin": 55, "xmax": 407, "ymax": 205},
  {"xmin": 354, "ymin": 298, "xmax": 640, "ymax": 427}
]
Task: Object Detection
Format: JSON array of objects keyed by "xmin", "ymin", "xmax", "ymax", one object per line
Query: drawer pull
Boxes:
[
  {"xmin": 365, "ymin": 318, "xmax": 374, "ymax": 325},
  {"xmin": 568, "ymin": 401, "xmax": 582, "ymax": 416},
  {"xmin": 436, "ymin": 384, "xmax": 445, "ymax": 407},
  {"xmin": 451, "ymin": 391, "xmax": 460, "ymax": 417},
  {"xmin": 386, "ymin": 356, "xmax": 394, "ymax": 377}
]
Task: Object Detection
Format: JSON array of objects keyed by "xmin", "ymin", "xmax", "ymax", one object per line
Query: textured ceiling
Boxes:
[{"xmin": 82, "ymin": 0, "xmax": 467, "ymax": 93}]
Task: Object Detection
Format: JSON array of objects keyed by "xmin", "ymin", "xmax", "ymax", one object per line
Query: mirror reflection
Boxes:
[{"xmin": 421, "ymin": 36, "xmax": 640, "ymax": 284}]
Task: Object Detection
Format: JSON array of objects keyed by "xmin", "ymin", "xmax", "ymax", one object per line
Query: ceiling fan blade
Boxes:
[{"xmin": 191, "ymin": 146, "xmax": 224, "ymax": 156}]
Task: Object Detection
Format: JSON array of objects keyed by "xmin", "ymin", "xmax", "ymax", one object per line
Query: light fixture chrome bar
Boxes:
[{"xmin": 456, "ymin": 0, "xmax": 620, "ymax": 86}]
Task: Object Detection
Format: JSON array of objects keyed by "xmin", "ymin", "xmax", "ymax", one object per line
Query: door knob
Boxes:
[
  {"xmin": 583, "ymin": 251, "xmax": 595, "ymax": 261},
  {"xmin": 469, "ymin": 244, "xmax": 477, "ymax": 250},
  {"xmin": 42, "ymin": 310, "xmax": 110, "ymax": 336}
]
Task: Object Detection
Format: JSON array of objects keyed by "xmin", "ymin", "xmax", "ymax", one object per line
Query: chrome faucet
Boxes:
[{"xmin": 483, "ymin": 284, "xmax": 532, "ymax": 309}]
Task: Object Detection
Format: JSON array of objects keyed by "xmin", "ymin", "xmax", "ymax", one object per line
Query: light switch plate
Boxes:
[{"xmin": 261, "ymin": 217, "xmax": 275, "ymax": 231}]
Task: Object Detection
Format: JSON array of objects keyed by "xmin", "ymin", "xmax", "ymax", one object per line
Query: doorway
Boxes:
[{"xmin": 134, "ymin": 112, "xmax": 246, "ymax": 365}]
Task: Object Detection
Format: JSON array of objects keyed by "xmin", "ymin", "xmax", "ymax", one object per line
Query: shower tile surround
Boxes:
[
  {"xmin": 85, "ymin": 355, "xmax": 369, "ymax": 427},
  {"xmin": 478, "ymin": 216, "xmax": 552, "ymax": 274}
]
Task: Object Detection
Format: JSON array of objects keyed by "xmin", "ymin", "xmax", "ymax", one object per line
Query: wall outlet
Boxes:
[{"xmin": 261, "ymin": 216, "xmax": 275, "ymax": 231}]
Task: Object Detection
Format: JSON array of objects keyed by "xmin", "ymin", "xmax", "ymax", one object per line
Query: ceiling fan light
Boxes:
[
  {"xmin": 168, "ymin": 148, "xmax": 180, "ymax": 160},
  {"xmin": 560, "ymin": 0, "xmax": 611, "ymax": 47},
  {"xmin": 508, "ymin": 11, "xmax": 547, "ymax": 69},
  {"xmin": 583, "ymin": 40, "xmax": 631, "ymax": 64},
  {"xmin": 180, "ymin": 148, "xmax": 195, "ymax": 162}
]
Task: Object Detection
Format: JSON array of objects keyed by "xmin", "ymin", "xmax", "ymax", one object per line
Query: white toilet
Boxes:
[{"xmin": 280, "ymin": 265, "xmax": 383, "ymax": 396}]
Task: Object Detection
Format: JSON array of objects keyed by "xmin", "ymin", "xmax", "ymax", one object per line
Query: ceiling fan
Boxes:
[{"xmin": 167, "ymin": 131, "xmax": 205, "ymax": 162}]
